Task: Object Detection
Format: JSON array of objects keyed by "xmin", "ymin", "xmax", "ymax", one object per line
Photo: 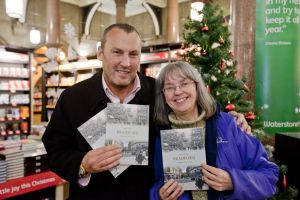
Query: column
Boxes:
[
  {"xmin": 46, "ymin": 0, "xmax": 60, "ymax": 46},
  {"xmin": 167, "ymin": 0, "xmax": 179, "ymax": 43},
  {"xmin": 231, "ymin": 0, "xmax": 256, "ymax": 100},
  {"xmin": 115, "ymin": 0, "xmax": 127, "ymax": 23}
]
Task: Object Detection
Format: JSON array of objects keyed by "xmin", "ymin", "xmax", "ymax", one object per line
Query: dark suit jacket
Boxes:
[{"xmin": 42, "ymin": 69, "xmax": 156, "ymax": 200}]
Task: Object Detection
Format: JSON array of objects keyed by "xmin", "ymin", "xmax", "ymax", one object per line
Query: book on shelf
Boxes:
[
  {"xmin": 105, "ymin": 103, "xmax": 149, "ymax": 166},
  {"xmin": 160, "ymin": 127, "xmax": 208, "ymax": 191}
]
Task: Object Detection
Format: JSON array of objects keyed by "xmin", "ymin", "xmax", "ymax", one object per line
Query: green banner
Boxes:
[{"xmin": 255, "ymin": 0, "xmax": 300, "ymax": 133}]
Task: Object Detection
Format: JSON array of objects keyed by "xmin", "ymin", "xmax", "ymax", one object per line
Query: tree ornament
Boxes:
[
  {"xmin": 194, "ymin": 51, "xmax": 201, "ymax": 56},
  {"xmin": 229, "ymin": 50, "xmax": 234, "ymax": 57},
  {"xmin": 211, "ymin": 75, "xmax": 217, "ymax": 82},
  {"xmin": 219, "ymin": 36, "xmax": 224, "ymax": 45},
  {"xmin": 220, "ymin": 59, "xmax": 226, "ymax": 70},
  {"xmin": 225, "ymin": 102, "xmax": 235, "ymax": 111},
  {"xmin": 283, "ymin": 175, "xmax": 287, "ymax": 190},
  {"xmin": 211, "ymin": 42, "xmax": 221, "ymax": 49},
  {"xmin": 201, "ymin": 24, "xmax": 209, "ymax": 32},
  {"xmin": 244, "ymin": 112, "xmax": 256, "ymax": 122},
  {"xmin": 201, "ymin": 49, "xmax": 207, "ymax": 56},
  {"xmin": 201, "ymin": 18, "xmax": 209, "ymax": 32},
  {"xmin": 206, "ymin": 85, "xmax": 210, "ymax": 94}
]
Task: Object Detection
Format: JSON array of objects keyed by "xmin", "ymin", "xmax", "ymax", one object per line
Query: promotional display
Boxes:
[{"xmin": 255, "ymin": 0, "xmax": 300, "ymax": 132}]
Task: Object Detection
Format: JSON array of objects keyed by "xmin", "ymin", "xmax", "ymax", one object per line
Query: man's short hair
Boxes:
[{"xmin": 100, "ymin": 23, "xmax": 141, "ymax": 50}]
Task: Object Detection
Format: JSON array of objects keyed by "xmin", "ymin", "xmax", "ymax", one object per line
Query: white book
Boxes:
[
  {"xmin": 77, "ymin": 108, "xmax": 128, "ymax": 178},
  {"xmin": 160, "ymin": 127, "xmax": 209, "ymax": 191},
  {"xmin": 106, "ymin": 103, "xmax": 149, "ymax": 166}
]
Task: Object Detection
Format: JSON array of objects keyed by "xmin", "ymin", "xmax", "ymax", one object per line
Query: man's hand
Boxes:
[
  {"xmin": 201, "ymin": 164, "xmax": 233, "ymax": 191},
  {"xmin": 81, "ymin": 144, "xmax": 122, "ymax": 173},
  {"xmin": 159, "ymin": 179, "xmax": 184, "ymax": 200},
  {"xmin": 228, "ymin": 111, "xmax": 252, "ymax": 134}
]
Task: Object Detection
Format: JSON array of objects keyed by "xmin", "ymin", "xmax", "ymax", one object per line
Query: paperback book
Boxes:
[
  {"xmin": 77, "ymin": 108, "xmax": 128, "ymax": 178},
  {"xmin": 106, "ymin": 103, "xmax": 149, "ymax": 166},
  {"xmin": 160, "ymin": 127, "xmax": 208, "ymax": 191}
]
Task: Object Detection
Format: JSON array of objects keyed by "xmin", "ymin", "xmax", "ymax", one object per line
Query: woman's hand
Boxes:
[
  {"xmin": 201, "ymin": 164, "xmax": 233, "ymax": 191},
  {"xmin": 159, "ymin": 179, "xmax": 184, "ymax": 200}
]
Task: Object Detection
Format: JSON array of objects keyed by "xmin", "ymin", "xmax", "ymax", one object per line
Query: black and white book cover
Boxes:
[
  {"xmin": 160, "ymin": 127, "xmax": 208, "ymax": 191},
  {"xmin": 106, "ymin": 103, "xmax": 149, "ymax": 166},
  {"xmin": 77, "ymin": 108, "xmax": 128, "ymax": 178}
]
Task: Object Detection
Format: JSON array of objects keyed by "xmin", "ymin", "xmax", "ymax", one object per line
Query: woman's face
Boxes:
[{"xmin": 163, "ymin": 72, "xmax": 198, "ymax": 120}]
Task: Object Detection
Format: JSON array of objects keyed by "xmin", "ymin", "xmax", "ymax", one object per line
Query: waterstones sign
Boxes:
[{"xmin": 255, "ymin": 0, "xmax": 300, "ymax": 133}]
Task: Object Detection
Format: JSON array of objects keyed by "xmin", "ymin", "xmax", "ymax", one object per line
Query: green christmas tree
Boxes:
[
  {"xmin": 179, "ymin": 2, "xmax": 298, "ymax": 199},
  {"xmin": 179, "ymin": 3, "xmax": 253, "ymax": 115}
]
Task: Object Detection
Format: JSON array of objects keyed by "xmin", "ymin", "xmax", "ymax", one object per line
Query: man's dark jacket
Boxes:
[{"xmin": 42, "ymin": 69, "xmax": 156, "ymax": 200}]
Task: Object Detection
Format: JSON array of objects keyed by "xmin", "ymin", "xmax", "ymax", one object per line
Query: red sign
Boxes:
[
  {"xmin": 0, "ymin": 171, "xmax": 65, "ymax": 199},
  {"xmin": 141, "ymin": 52, "xmax": 169, "ymax": 62}
]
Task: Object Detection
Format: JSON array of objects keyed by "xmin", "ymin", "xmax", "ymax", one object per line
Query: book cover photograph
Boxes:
[
  {"xmin": 106, "ymin": 103, "xmax": 149, "ymax": 166},
  {"xmin": 77, "ymin": 108, "xmax": 107, "ymax": 149},
  {"xmin": 160, "ymin": 127, "xmax": 208, "ymax": 191},
  {"xmin": 77, "ymin": 108, "xmax": 128, "ymax": 178}
]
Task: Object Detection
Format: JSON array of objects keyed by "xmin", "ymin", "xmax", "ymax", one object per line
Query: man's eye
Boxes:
[{"xmin": 130, "ymin": 53, "xmax": 139, "ymax": 57}]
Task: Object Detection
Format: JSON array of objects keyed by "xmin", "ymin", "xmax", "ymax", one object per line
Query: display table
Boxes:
[{"xmin": 0, "ymin": 171, "xmax": 68, "ymax": 199}]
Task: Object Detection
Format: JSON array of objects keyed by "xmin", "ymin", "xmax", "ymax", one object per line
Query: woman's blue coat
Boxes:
[{"xmin": 150, "ymin": 109, "xmax": 279, "ymax": 200}]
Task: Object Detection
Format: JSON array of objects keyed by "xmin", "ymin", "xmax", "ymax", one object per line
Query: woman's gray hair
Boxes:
[{"xmin": 154, "ymin": 61, "xmax": 216, "ymax": 125}]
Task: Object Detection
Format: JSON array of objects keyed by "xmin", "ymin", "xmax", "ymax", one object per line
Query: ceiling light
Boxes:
[
  {"xmin": 30, "ymin": 27, "xmax": 41, "ymax": 44},
  {"xmin": 5, "ymin": 0, "xmax": 24, "ymax": 19}
]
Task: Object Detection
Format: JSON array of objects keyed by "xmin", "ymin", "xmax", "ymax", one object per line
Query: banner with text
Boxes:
[{"xmin": 255, "ymin": 0, "xmax": 300, "ymax": 133}]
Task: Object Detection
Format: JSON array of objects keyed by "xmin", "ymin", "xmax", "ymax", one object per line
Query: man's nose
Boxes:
[{"xmin": 121, "ymin": 54, "xmax": 130, "ymax": 66}]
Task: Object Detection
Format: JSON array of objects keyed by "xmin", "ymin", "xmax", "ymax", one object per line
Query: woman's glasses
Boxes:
[{"xmin": 162, "ymin": 81, "xmax": 195, "ymax": 94}]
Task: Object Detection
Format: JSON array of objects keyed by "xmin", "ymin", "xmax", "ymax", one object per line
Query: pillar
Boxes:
[
  {"xmin": 46, "ymin": 0, "xmax": 60, "ymax": 46},
  {"xmin": 115, "ymin": 0, "xmax": 127, "ymax": 23},
  {"xmin": 167, "ymin": 0, "xmax": 179, "ymax": 43},
  {"xmin": 231, "ymin": 0, "xmax": 256, "ymax": 100}
]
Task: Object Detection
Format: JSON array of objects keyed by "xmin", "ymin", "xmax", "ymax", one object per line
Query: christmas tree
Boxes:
[{"xmin": 179, "ymin": 2, "xmax": 298, "ymax": 199}]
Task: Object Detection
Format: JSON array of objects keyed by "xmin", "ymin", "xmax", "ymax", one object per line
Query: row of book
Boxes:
[{"xmin": 0, "ymin": 140, "xmax": 48, "ymax": 183}]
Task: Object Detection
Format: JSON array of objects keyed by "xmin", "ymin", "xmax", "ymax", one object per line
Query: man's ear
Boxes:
[{"xmin": 97, "ymin": 47, "xmax": 103, "ymax": 60}]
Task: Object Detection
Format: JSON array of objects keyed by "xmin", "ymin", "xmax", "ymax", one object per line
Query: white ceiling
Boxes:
[{"xmin": 61, "ymin": 0, "xmax": 188, "ymax": 17}]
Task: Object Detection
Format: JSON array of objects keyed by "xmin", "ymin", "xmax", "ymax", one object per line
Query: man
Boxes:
[{"xmin": 42, "ymin": 23, "xmax": 251, "ymax": 200}]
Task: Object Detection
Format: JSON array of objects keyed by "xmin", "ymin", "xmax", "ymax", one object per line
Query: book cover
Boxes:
[
  {"xmin": 77, "ymin": 108, "xmax": 128, "ymax": 177},
  {"xmin": 106, "ymin": 103, "xmax": 149, "ymax": 166},
  {"xmin": 160, "ymin": 127, "xmax": 208, "ymax": 191}
]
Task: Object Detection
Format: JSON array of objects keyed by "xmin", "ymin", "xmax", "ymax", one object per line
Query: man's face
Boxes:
[{"xmin": 98, "ymin": 28, "xmax": 141, "ymax": 91}]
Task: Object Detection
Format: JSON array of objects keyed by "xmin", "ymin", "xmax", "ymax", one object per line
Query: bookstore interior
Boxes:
[{"xmin": 1, "ymin": 0, "xmax": 300, "ymax": 199}]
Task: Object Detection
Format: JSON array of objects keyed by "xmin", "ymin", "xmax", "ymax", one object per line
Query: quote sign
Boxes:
[{"xmin": 255, "ymin": 0, "xmax": 300, "ymax": 133}]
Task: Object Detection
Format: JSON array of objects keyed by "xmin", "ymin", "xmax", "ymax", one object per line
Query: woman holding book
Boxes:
[{"xmin": 149, "ymin": 61, "xmax": 279, "ymax": 200}]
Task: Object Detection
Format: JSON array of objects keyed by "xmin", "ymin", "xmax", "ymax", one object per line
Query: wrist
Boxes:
[{"xmin": 79, "ymin": 164, "xmax": 89, "ymax": 178}]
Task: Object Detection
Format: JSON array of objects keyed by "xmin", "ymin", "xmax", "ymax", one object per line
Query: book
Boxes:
[
  {"xmin": 106, "ymin": 103, "xmax": 149, "ymax": 166},
  {"xmin": 160, "ymin": 127, "xmax": 209, "ymax": 191},
  {"xmin": 77, "ymin": 108, "xmax": 128, "ymax": 177}
]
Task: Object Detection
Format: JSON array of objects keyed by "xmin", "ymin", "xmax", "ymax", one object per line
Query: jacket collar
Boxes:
[{"xmin": 88, "ymin": 69, "xmax": 152, "ymax": 113}]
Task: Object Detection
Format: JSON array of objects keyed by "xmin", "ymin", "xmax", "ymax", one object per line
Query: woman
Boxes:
[{"xmin": 150, "ymin": 61, "xmax": 279, "ymax": 200}]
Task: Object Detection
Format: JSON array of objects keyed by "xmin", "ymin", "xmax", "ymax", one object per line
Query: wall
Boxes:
[{"xmin": 0, "ymin": 0, "xmax": 231, "ymax": 57}]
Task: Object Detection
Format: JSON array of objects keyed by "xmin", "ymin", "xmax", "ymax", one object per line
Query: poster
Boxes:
[{"xmin": 255, "ymin": 0, "xmax": 300, "ymax": 133}]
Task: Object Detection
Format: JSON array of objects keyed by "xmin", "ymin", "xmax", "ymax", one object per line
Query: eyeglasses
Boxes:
[{"xmin": 162, "ymin": 81, "xmax": 195, "ymax": 94}]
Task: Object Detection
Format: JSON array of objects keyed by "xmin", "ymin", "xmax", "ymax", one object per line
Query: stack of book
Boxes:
[
  {"xmin": 0, "ymin": 148, "xmax": 24, "ymax": 180},
  {"xmin": 24, "ymin": 153, "xmax": 48, "ymax": 176},
  {"xmin": 0, "ymin": 159, "xmax": 7, "ymax": 183}
]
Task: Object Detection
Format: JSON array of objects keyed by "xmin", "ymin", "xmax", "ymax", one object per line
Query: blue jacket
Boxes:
[{"xmin": 150, "ymin": 109, "xmax": 279, "ymax": 200}]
